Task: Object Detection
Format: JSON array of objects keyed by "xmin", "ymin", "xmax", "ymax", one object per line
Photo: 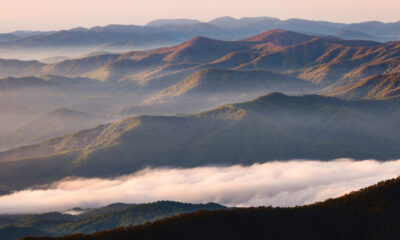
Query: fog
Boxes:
[
  {"xmin": 0, "ymin": 159, "xmax": 399, "ymax": 214},
  {"xmin": 0, "ymin": 44, "xmax": 173, "ymax": 62}
]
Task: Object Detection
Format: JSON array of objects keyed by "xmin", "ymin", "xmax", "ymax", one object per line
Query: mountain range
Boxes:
[
  {"xmin": 1, "ymin": 29, "xmax": 398, "ymax": 89},
  {"xmin": 0, "ymin": 108, "xmax": 109, "ymax": 150},
  {"xmin": 0, "ymin": 28, "xmax": 398, "ymax": 193},
  {"xmin": 1, "ymin": 16, "xmax": 400, "ymax": 60},
  {"xmin": 0, "ymin": 16, "xmax": 399, "ymax": 240},
  {"xmin": 0, "ymin": 93, "xmax": 399, "ymax": 193},
  {"xmin": 0, "ymin": 28, "xmax": 398, "ymax": 147}
]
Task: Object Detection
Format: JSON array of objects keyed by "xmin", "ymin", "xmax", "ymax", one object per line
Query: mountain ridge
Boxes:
[
  {"xmin": 0, "ymin": 94, "xmax": 399, "ymax": 193},
  {"xmin": 0, "ymin": 201, "xmax": 227, "ymax": 240}
]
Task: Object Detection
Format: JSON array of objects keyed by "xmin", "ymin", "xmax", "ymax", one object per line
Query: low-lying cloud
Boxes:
[{"xmin": 0, "ymin": 159, "xmax": 399, "ymax": 214}]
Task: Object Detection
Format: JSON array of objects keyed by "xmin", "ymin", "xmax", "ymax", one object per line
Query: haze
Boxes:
[{"xmin": 1, "ymin": 0, "xmax": 399, "ymax": 32}]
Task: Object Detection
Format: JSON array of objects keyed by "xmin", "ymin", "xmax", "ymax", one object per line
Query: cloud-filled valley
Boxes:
[{"xmin": 0, "ymin": 159, "xmax": 399, "ymax": 214}]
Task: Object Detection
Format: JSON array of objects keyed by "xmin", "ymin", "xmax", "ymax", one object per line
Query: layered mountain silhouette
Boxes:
[
  {"xmin": 23, "ymin": 177, "xmax": 400, "ymax": 240},
  {"xmin": 0, "ymin": 95, "xmax": 37, "ymax": 134},
  {"xmin": 1, "ymin": 17, "xmax": 399, "ymax": 58},
  {"xmin": 2, "ymin": 28, "xmax": 396, "ymax": 131},
  {"xmin": 128, "ymin": 68, "xmax": 316, "ymax": 116},
  {"xmin": 1, "ymin": 29, "xmax": 398, "ymax": 90},
  {"xmin": 0, "ymin": 18, "xmax": 399, "ymax": 240},
  {"xmin": 148, "ymin": 69, "xmax": 313, "ymax": 102},
  {"xmin": 0, "ymin": 201, "xmax": 226, "ymax": 240},
  {"xmin": 0, "ymin": 108, "xmax": 109, "ymax": 150},
  {"xmin": 0, "ymin": 93, "xmax": 399, "ymax": 193},
  {"xmin": 0, "ymin": 28, "xmax": 398, "ymax": 123},
  {"xmin": 0, "ymin": 26, "xmax": 399, "ymax": 200}
]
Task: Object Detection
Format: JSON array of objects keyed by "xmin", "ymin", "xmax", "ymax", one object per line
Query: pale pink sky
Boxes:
[{"xmin": 0, "ymin": 0, "xmax": 399, "ymax": 32}]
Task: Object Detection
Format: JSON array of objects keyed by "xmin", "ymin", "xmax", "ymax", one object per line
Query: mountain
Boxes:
[
  {"xmin": 53, "ymin": 201, "xmax": 226, "ymax": 235},
  {"xmin": 2, "ymin": 29, "xmax": 397, "ymax": 89},
  {"xmin": 0, "ymin": 226, "xmax": 47, "ymax": 240},
  {"xmin": 40, "ymin": 56, "xmax": 70, "ymax": 64},
  {"xmin": 0, "ymin": 75, "xmax": 119, "ymax": 114},
  {"xmin": 0, "ymin": 201, "xmax": 226, "ymax": 240},
  {"xmin": 0, "ymin": 108, "xmax": 110, "ymax": 150},
  {"xmin": 0, "ymin": 96, "xmax": 37, "ymax": 135},
  {"xmin": 238, "ymin": 38, "xmax": 398, "ymax": 84},
  {"xmin": 0, "ymin": 75, "xmax": 125, "ymax": 140},
  {"xmin": 147, "ymin": 19, "xmax": 201, "ymax": 27},
  {"xmin": 1, "ymin": 17, "xmax": 399, "ymax": 61},
  {"xmin": 0, "ymin": 74, "xmax": 146, "ymax": 115},
  {"xmin": 0, "ymin": 33, "xmax": 19, "ymax": 43},
  {"xmin": 116, "ymin": 68, "xmax": 316, "ymax": 117},
  {"xmin": 333, "ymin": 29, "xmax": 381, "ymax": 41},
  {"xmin": 24, "ymin": 177, "xmax": 400, "ymax": 240},
  {"xmin": 328, "ymin": 72, "xmax": 400, "ymax": 100},
  {"xmin": 208, "ymin": 17, "xmax": 346, "ymax": 36},
  {"xmin": 208, "ymin": 16, "xmax": 283, "ymax": 37},
  {"xmin": 143, "ymin": 68, "xmax": 314, "ymax": 106},
  {"xmin": 243, "ymin": 28, "xmax": 313, "ymax": 46},
  {"xmin": 0, "ymin": 59, "xmax": 44, "ymax": 78},
  {"xmin": 150, "ymin": 68, "xmax": 313, "ymax": 98},
  {"xmin": 0, "ymin": 93, "xmax": 399, "ymax": 192},
  {"xmin": 0, "ymin": 75, "xmax": 105, "ymax": 91},
  {"xmin": 344, "ymin": 21, "xmax": 400, "ymax": 38}
]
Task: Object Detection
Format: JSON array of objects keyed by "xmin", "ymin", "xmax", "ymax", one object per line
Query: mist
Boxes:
[
  {"xmin": 0, "ymin": 159, "xmax": 399, "ymax": 214},
  {"xmin": 0, "ymin": 43, "xmax": 175, "ymax": 62}
]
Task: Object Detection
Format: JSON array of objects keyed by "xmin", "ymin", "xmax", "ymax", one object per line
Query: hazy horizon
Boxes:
[{"xmin": 1, "ymin": 0, "xmax": 399, "ymax": 33}]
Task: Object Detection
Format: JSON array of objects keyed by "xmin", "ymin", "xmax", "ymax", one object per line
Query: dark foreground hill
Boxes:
[
  {"xmin": 23, "ymin": 177, "xmax": 400, "ymax": 240},
  {"xmin": 0, "ymin": 201, "xmax": 226, "ymax": 240},
  {"xmin": 0, "ymin": 93, "xmax": 400, "ymax": 192}
]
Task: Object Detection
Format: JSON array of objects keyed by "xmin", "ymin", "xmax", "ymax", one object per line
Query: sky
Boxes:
[{"xmin": 0, "ymin": 0, "xmax": 399, "ymax": 32}]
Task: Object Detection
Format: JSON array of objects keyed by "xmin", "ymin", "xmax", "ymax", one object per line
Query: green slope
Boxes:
[
  {"xmin": 54, "ymin": 201, "xmax": 226, "ymax": 234},
  {"xmin": 0, "ymin": 201, "xmax": 226, "ymax": 240}
]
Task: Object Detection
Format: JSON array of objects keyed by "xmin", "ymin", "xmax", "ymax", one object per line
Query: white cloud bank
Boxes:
[{"xmin": 0, "ymin": 159, "xmax": 399, "ymax": 214}]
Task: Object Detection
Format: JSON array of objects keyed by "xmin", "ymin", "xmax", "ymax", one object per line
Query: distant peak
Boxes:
[
  {"xmin": 208, "ymin": 16, "xmax": 237, "ymax": 23},
  {"xmin": 179, "ymin": 36, "xmax": 218, "ymax": 47},
  {"xmin": 69, "ymin": 27, "xmax": 87, "ymax": 32},
  {"xmin": 243, "ymin": 29, "xmax": 313, "ymax": 46},
  {"xmin": 147, "ymin": 18, "xmax": 201, "ymax": 27},
  {"xmin": 259, "ymin": 92, "xmax": 288, "ymax": 99}
]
